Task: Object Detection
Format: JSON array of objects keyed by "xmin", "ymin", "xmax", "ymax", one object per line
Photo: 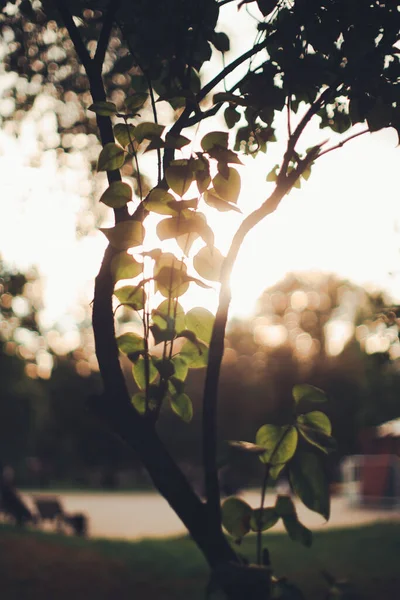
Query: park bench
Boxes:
[
  {"xmin": 0, "ymin": 482, "xmax": 36, "ymax": 526},
  {"xmin": 32, "ymin": 496, "xmax": 88, "ymax": 536}
]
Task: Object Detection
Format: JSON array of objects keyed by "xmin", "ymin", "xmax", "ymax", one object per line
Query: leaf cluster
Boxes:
[{"xmin": 222, "ymin": 385, "xmax": 334, "ymax": 549}]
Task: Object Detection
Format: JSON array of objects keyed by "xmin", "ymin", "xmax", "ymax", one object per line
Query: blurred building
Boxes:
[{"xmin": 342, "ymin": 419, "xmax": 400, "ymax": 508}]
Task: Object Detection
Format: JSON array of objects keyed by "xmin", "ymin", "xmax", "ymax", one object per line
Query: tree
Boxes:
[{"xmin": 2, "ymin": 1, "xmax": 400, "ymax": 597}]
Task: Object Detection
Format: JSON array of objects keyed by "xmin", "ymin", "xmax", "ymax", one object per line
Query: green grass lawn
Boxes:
[{"xmin": 0, "ymin": 521, "xmax": 399, "ymax": 599}]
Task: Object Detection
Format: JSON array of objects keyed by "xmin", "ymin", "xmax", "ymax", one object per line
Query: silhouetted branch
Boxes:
[
  {"xmin": 317, "ymin": 128, "xmax": 370, "ymax": 159},
  {"xmin": 279, "ymin": 84, "xmax": 341, "ymax": 181},
  {"xmin": 53, "ymin": 0, "xmax": 94, "ymax": 76},
  {"xmin": 94, "ymin": 0, "xmax": 122, "ymax": 69},
  {"xmin": 197, "ymin": 37, "xmax": 269, "ymax": 103}
]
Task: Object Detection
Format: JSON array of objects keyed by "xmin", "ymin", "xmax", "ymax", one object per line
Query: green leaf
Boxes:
[
  {"xmin": 111, "ymin": 252, "xmax": 143, "ymax": 282},
  {"xmin": 166, "ymin": 198, "xmax": 199, "ymax": 212},
  {"xmin": 256, "ymin": 0, "xmax": 278, "ymax": 16},
  {"xmin": 113, "ymin": 123, "xmax": 136, "ymax": 148},
  {"xmin": 176, "ymin": 329, "xmax": 199, "ymax": 345},
  {"xmin": 224, "ymin": 106, "xmax": 241, "ymax": 130},
  {"xmin": 166, "ymin": 160, "xmax": 194, "ymax": 196},
  {"xmin": 297, "ymin": 411, "xmax": 331, "ymax": 436},
  {"xmin": 156, "ymin": 217, "xmax": 184, "ymax": 241},
  {"xmin": 144, "ymin": 137, "xmax": 165, "ymax": 153},
  {"xmin": 100, "ymin": 181, "xmax": 132, "ymax": 208},
  {"xmin": 150, "ymin": 323, "xmax": 175, "ymax": 344},
  {"xmin": 171, "ymin": 356, "xmax": 189, "ymax": 381},
  {"xmin": 204, "ymin": 189, "xmax": 242, "ymax": 213},
  {"xmin": 125, "ymin": 92, "xmax": 148, "ymax": 111},
  {"xmin": 154, "ymin": 358, "xmax": 175, "ymax": 379},
  {"xmin": 208, "ymin": 147, "xmax": 243, "ymax": 165},
  {"xmin": 297, "ymin": 428, "xmax": 336, "ymax": 454},
  {"xmin": 114, "ymin": 285, "xmax": 146, "ymax": 310},
  {"xmin": 211, "ymin": 31, "xmax": 230, "ymax": 52},
  {"xmin": 275, "ymin": 495, "xmax": 296, "ymax": 517},
  {"xmin": 292, "ymin": 384, "xmax": 327, "ymax": 406},
  {"xmin": 255, "ymin": 425, "xmax": 298, "ymax": 469},
  {"xmin": 193, "ymin": 246, "xmax": 224, "ymax": 282},
  {"xmin": 177, "ymin": 213, "xmax": 214, "ymax": 253},
  {"xmin": 152, "ymin": 299, "xmax": 185, "ymax": 333},
  {"xmin": 131, "ymin": 391, "xmax": 146, "ymax": 414},
  {"xmin": 201, "ymin": 131, "xmax": 229, "ymax": 152},
  {"xmin": 276, "ymin": 495, "xmax": 313, "ymax": 547},
  {"xmin": 250, "ymin": 507, "xmax": 279, "ymax": 532},
  {"xmin": 289, "ymin": 451, "xmax": 330, "ymax": 520},
  {"xmin": 134, "ymin": 122, "xmax": 165, "ymax": 143},
  {"xmin": 187, "ymin": 275, "xmax": 212, "ymax": 290},
  {"xmin": 154, "ymin": 252, "xmax": 185, "ymax": 274},
  {"xmin": 193, "ymin": 157, "xmax": 211, "ymax": 194},
  {"xmin": 171, "ymin": 393, "xmax": 193, "ymax": 422},
  {"xmin": 180, "ymin": 340, "xmax": 209, "ymax": 369},
  {"xmin": 221, "ymin": 497, "xmax": 253, "ymax": 540},
  {"xmin": 283, "ymin": 516, "xmax": 313, "ymax": 547},
  {"xmin": 88, "ymin": 101, "xmax": 117, "ymax": 116},
  {"xmin": 116, "ymin": 332, "xmax": 145, "ymax": 355},
  {"xmin": 154, "ymin": 266, "xmax": 189, "ymax": 298},
  {"xmin": 297, "ymin": 412, "xmax": 335, "ymax": 454},
  {"xmin": 213, "ymin": 167, "xmax": 241, "ymax": 204},
  {"xmin": 266, "ymin": 164, "xmax": 279, "ymax": 182},
  {"xmin": 144, "ymin": 188, "xmax": 177, "ymax": 215},
  {"xmin": 132, "ymin": 356, "xmax": 158, "ymax": 390},
  {"xmin": 168, "ymin": 377, "xmax": 185, "ymax": 397},
  {"xmin": 165, "ymin": 133, "xmax": 191, "ymax": 149},
  {"xmin": 100, "ymin": 220, "xmax": 144, "ymax": 250},
  {"xmin": 185, "ymin": 307, "xmax": 215, "ymax": 343},
  {"xmin": 97, "ymin": 143, "xmax": 125, "ymax": 172}
]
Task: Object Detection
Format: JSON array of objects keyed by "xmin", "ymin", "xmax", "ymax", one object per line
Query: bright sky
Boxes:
[{"xmin": 1, "ymin": 6, "xmax": 400, "ymax": 330}]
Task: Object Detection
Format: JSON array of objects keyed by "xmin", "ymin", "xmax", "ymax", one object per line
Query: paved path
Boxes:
[{"xmin": 22, "ymin": 490, "xmax": 400, "ymax": 541}]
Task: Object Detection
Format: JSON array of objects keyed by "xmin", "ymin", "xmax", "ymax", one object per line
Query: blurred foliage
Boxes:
[
  {"xmin": 2, "ymin": 264, "xmax": 400, "ymax": 488},
  {"xmin": 0, "ymin": 259, "xmax": 138, "ymax": 487}
]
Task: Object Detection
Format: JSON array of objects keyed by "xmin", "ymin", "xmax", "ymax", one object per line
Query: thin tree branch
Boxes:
[
  {"xmin": 202, "ymin": 172, "xmax": 295, "ymax": 530},
  {"xmin": 145, "ymin": 75, "xmax": 162, "ymax": 183},
  {"xmin": 279, "ymin": 84, "xmax": 339, "ymax": 180},
  {"xmin": 317, "ymin": 128, "xmax": 370, "ymax": 159},
  {"xmin": 93, "ymin": 0, "xmax": 122, "ymax": 69},
  {"xmin": 186, "ymin": 103, "xmax": 222, "ymax": 128},
  {"xmin": 53, "ymin": 0, "xmax": 94, "ymax": 77},
  {"xmin": 286, "ymin": 95, "xmax": 292, "ymax": 138},
  {"xmin": 162, "ymin": 39, "xmax": 270, "ymax": 162},
  {"xmin": 197, "ymin": 37, "xmax": 269, "ymax": 103}
]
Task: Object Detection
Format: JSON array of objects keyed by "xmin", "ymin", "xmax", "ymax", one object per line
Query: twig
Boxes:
[
  {"xmin": 317, "ymin": 128, "xmax": 370, "ymax": 159},
  {"xmin": 256, "ymin": 465, "xmax": 270, "ymax": 565},
  {"xmin": 146, "ymin": 78, "xmax": 162, "ymax": 183},
  {"xmin": 256, "ymin": 426, "xmax": 291, "ymax": 564},
  {"xmin": 197, "ymin": 37, "xmax": 269, "ymax": 103},
  {"xmin": 286, "ymin": 95, "xmax": 291, "ymax": 138},
  {"xmin": 279, "ymin": 84, "xmax": 341, "ymax": 181}
]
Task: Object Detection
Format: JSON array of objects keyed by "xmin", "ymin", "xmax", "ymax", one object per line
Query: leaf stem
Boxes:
[
  {"xmin": 256, "ymin": 465, "xmax": 270, "ymax": 565},
  {"xmin": 256, "ymin": 425, "xmax": 292, "ymax": 564}
]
